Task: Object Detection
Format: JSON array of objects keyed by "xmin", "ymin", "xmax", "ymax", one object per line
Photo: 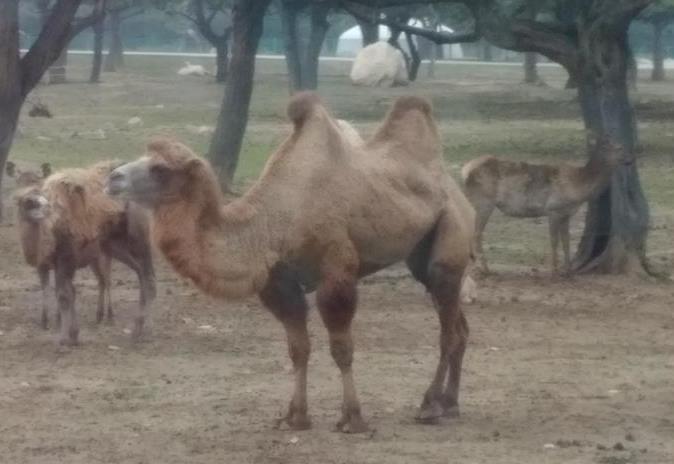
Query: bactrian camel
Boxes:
[
  {"xmin": 106, "ymin": 93, "xmax": 474, "ymax": 432},
  {"xmin": 461, "ymin": 140, "xmax": 625, "ymax": 274},
  {"xmin": 13, "ymin": 161, "xmax": 156, "ymax": 345}
]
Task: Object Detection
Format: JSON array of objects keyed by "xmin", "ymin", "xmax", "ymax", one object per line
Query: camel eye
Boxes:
[
  {"xmin": 150, "ymin": 164, "xmax": 171, "ymax": 181},
  {"xmin": 24, "ymin": 199, "xmax": 38, "ymax": 209}
]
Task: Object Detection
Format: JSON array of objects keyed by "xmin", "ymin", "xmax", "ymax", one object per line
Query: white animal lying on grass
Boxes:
[{"xmin": 177, "ymin": 61, "xmax": 209, "ymax": 77}]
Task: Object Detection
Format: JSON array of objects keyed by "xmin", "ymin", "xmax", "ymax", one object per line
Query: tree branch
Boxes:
[
  {"xmin": 20, "ymin": 0, "xmax": 84, "ymax": 96},
  {"xmin": 341, "ymin": 0, "xmax": 479, "ymax": 44}
]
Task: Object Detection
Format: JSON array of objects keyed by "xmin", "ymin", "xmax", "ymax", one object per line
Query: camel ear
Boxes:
[
  {"xmin": 41, "ymin": 163, "xmax": 52, "ymax": 178},
  {"xmin": 6, "ymin": 161, "xmax": 16, "ymax": 178}
]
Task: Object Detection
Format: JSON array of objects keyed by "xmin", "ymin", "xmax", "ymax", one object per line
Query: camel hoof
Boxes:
[
  {"xmin": 59, "ymin": 336, "xmax": 79, "ymax": 347},
  {"xmin": 275, "ymin": 413, "xmax": 312, "ymax": 431},
  {"xmin": 40, "ymin": 316, "xmax": 49, "ymax": 331},
  {"xmin": 415, "ymin": 401, "xmax": 443, "ymax": 424},
  {"xmin": 131, "ymin": 317, "xmax": 147, "ymax": 342},
  {"xmin": 336, "ymin": 412, "xmax": 369, "ymax": 434},
  {"xmin": 443, "ymin": 405, "xmax": 460, "ymax": 418}
]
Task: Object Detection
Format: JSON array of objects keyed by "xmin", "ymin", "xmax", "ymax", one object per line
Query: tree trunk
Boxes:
[
  {"xmin": 651, "ymin": 20, "xmax": 665, "ymax": 81},
  {"xmin": 280, "ymin": 1, "xmax": 303, "ymax": 93},
  {"xmin": 405, "ymin": 31, "xmax": 420, "ymax": 81},
  {"xmin": 89, "ymin": 2, "xmax": 106, "ymax": 84},
  {"xmin": 572, "ymin": 25, "xmax": 649, "ymax": 274},
  {"xmin": 481, "ymin": 41, "xmax": 493, "ymax": 61},
  {"xmin": 565, "ymin": 65, "xmax": 579, "ymax": 89},
  {"xmin": 215, "ymin": 39, "xmax": 230, "ymax": 83},
  {"xmin": 0, "ymin": 0, "xmax": 24, "ymax": 220},
  {"xmin": 523, "ymin": 52, "xmax": 542, "ymax": 85},
  {"xmin": 104, "ymin": 10, "xmax": 124, "ymax": 72},
  {"xmin": 49, "ymin": 49, "xmax": 68, "ymax": 84},
  {"xmin": 358, "ymin": 19, "xmax": 379, "ymax": 46},
  {"xmin": 300, "ymin": 1, "xmax": 330, "ymax": 91},
  {"xmin": 208, "ymin": 0, "xmax": 271, "ymax": 187}
]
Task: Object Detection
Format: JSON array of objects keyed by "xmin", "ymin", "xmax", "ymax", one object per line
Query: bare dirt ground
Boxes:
[{"xmin": 1, "ymin": 219, "xmax": 673, "ymax": 464}]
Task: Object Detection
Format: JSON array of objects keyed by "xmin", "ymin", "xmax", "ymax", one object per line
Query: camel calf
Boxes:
[
  {"xmin": 461, "ymin": 141, "xmax": 625, "ymax": 274},
  {"xmin": 13, "ymin": 161, "xmax": 155, "ymax": 345}
]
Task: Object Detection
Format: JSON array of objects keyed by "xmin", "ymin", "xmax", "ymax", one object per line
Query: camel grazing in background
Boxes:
[
  {"xmin": 13, "ymin": 161, "xmax": 156, "ymax": 345},
  {"xmin": 461, "ymin": 140, "xmax": 626, "ymax": 274},
  {"xmin": 6, "ymin": 161, "xmax": 52, "ymax": 188},
  {"xmin": 107, "ymin": 93, "xmax": 474, "ymax": 432}
]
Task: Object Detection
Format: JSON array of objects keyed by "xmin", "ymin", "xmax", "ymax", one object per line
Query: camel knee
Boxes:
[
  {"xmin": 329, "ymin": 334, "xmax": 353, "ymax": 370},
  {"xmin": 427, "ymin": 262, "xmax": 464, "ymax": 301},
  {"xmin": 317, "ymin": 278, "xmax": 357, "ymax": 331}
]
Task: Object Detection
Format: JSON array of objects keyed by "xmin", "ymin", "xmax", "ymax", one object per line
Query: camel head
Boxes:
[
  {"xmin": 6, "ymin": 161, "xmax": 52, "ymax": 188},
  {"xmin": 14, "ymin": 186, "xmax": 51, "ymax": 223},
  {"xmin": 107, "ymin": 138, "xmax": 219, "ymax": 209}
]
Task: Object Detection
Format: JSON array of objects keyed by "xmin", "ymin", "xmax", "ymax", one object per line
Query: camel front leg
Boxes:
[
  {"xmin": 259, "ymin": 264, "xmax": 311, "ymax": 430},
  {"xmin": 559, "ymin": 216, "xmax": 571, "ymax": 275},
  {"xmin": 55, "ymin": 259, "xmax": 78, "ymax": 346},
  {"xmin": 548, "ymin": 216, "xmax": 561, "ymax": 274},
  {"xmin": 317, "ymin": 272, "xmax": 368, "ymax": 433},
  {"xmin": 38, "ymin": 266, "xmax": 50, "ymax": 330}
]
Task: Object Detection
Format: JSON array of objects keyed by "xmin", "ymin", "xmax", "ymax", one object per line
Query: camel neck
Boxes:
[
  {"xmin": 19, "ymin": 220, "xmax": 53, "ymax": 267},
  {"xmin": 152, "ymin": 196, "xmax": 275, "ymax": 299}
]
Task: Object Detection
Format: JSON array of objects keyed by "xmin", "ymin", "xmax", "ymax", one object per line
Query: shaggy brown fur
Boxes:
[
  {"xmin": 461, "ymin": 141, "xmax": 625, "ymax": 274},
  {"xmin": 14, "ymin": 161, "xmax": 156, "ymax": 345},
  {"xmin": 107, "ymin": 93, "xmax": 474, "ymax": 432}
]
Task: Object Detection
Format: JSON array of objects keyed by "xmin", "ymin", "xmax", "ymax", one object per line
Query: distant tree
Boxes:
[
  {"xmin": 280, "ymin": 0, "xmax": 335, "ymax": 92},
  {"xmin": 167, "ymin": 0, "xmax": 234, "ymax": 82},
  {"xmin": 640, "ymin": 0, "xmax": 674, "ymax": 80},
  {"xmin": 104, "ymin": 1, "xmax": 145, "ymax": 71},
  {"xmin": 0, "ymin": 0, "xmax": 87, "ymax": 220},
  {"xmin": 89, "ymin": 0, "xmax": 108, "ymax": 83},
  {"xmin": 208, "ymin": 0, "xmax": 272, "ymax": 185}
]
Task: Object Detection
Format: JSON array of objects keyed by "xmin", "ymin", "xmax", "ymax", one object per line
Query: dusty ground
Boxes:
[
  {"xmin": 1, "ymin": 219, "xmax": 673, "ymax": 463},
  {"xmin": 1, "ymin": 57, "xmax": 673, "ymax": 463}
]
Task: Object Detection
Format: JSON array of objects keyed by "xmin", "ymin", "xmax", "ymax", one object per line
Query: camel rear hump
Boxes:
[{"xmin": 370, "ymin": 96, "xmax": 440, "ymax": 162}]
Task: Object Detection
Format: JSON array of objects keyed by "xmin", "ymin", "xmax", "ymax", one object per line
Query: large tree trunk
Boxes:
[
  {"xmin": 300, "ymin": 1, "xmax": 330, "ymax": 91},
  {"xmin": 523, "ymin": 52, "xmax": 543, "ymax": 85},
  {"xmin": 404, "ymin": 31, "xmax": 421, "ymax": 81},
  {"xmin": 572, "ymin": 24, "xmax": 649, "ymax": 274},
  {"xmin": 215, "ymin": 39, "xmax": 230, "ymax": 83},
  {"xmin": 358, "ymin": 19, "xmax": 378, "ymax": 46},
  {"xmin": 208, "ymin": 0, "xmax": 271, "ymax": 187},
  {"xmin": 651, "ymin": 20, "xmax": 665, "ymax": 81},
  {"xmin": 104, "ymin": 10, "xmax": 124, "ymax": 72},
  {"xmin": 280, "ymin": 0, "xmax": 303, "ymax": 93},
  {"xmin": 49, "ymin": 49, "xmax": 68, "ymax": 84},
  {"xmin": 89, "ymin": 1, "xmax": 106, "ymax": 83}
]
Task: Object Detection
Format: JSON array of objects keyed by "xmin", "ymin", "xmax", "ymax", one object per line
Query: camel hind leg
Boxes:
[
  {"xmin": 407, "ymin": 211, "xmax": 470, "ymax": 423},
  {"xmin": 466, "ymin": 191, "xmax": 494, "ymax": 274},
  {"xmin": 259, "ymin": 263, "xmax": 311, "ymax": 430},
  {"xmin": 90, "ymin": 254, "xmax": 112, "ymax": 324}
]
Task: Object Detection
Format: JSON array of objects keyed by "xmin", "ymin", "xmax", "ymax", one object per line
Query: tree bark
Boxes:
[
  {"xmin": 104, "ymin": 9, "xmax": 124, "ymax": 71},
  {"xmin": 358, "ymin": 19, "xmax": 379, "ymax": 46},
  {"xmin": 208, "ymin": 0, "xmax": 271, "ymax": 187},
  {"xmin": 215, "ymin": 40, "xmax": 230, "ymax": 83},
  {"xmin": 572, "ymin": 23, "xmax": 649, "ymax": 274},
  {"xmin": 280, "ymin": 0, "xmax": 303, "ymax": 92},
  {"xmin": 651, "ymin": 19, "xmax": 665, "ymax": 81},
  {"xmin": 89, "ymin": 0, "xmax": 106, "ymax": 83},
  {"xmin": 48, "ymin": 49, "xmax": 68, "ymax": 84},
  {"xmin": 405, "ymin": 31, "xmax": 421, "ymax": 81},
  {"xmin": 300, "ymin": 1, "xmax": 330, "ymax": 90},
  {"xmin": 523, "ymin": 52, "xmax": 542, "ymax": 84}
]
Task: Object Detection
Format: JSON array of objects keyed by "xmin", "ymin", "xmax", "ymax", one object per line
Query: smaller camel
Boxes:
[
  {"xmin": 6, "ymin": 161, "xmax": 52, "ymax": 188},
  {"xmin": 461, "ymin": 140, "xmax": 626, "ymax": 274},
  {"xmin": 13, "ymin": 161, "xmax": 156, "ymax": 345}
]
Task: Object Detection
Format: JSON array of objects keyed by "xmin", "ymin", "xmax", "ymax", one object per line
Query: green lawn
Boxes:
[{"xmin": 9, "ymin": 54, "xmax": 674, "ymax": 271}]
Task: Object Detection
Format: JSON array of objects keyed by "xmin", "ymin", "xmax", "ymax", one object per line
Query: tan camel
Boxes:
[
  {"xmin": 13, "ymin": 161, "xmax": 156, "ymax": 345},
  {"xmin": 461, "ymin": 140, "xmax": 625, "ymax": 274},
  {"xmin": 106, "ymin": 93, "xmax": 474, "ymax": 432}
]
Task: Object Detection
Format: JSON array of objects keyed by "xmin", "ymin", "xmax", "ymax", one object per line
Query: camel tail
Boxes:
[{"xmin": 287, "ymin": 91, "xmax": 323, "ymax": 129}]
